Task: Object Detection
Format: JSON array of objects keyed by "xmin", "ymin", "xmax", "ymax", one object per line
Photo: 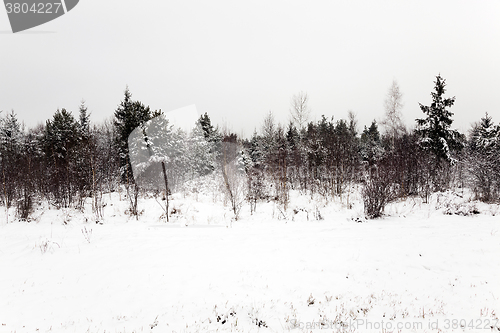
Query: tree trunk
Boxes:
[{"xmin": 162, "ymin": 161, "xmax": 169, "ymax": 222}]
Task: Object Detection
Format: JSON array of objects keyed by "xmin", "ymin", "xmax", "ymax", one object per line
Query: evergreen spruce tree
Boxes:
[
  {"xmin": 198, "ymin": 112, "xmax": 217, "ymax": 141},
  {"xmin": 333, "ymin": 118, "xmax": 358, "ymax": 197},
  {"xmin": 196, "ymin": 112, "xmax": 222, "ymax": 161},
  {"xmin": 360, "ymin": 120, "xmax": 383, "ymax": 166},
  {"xmin": 249, "ymin": 130, "xmax": 263, "ymax": 166},
  {"xmin": 245, "ymin": 130, "xmax": 265, "ymax": 211},
  {"xmin": 75, "ymin": 101, "xmax": 92, "ymax": 202},
  {"xmin": 188, "ymin": 121, "xmax": 216, "ymax": 177},
  {"xmin": 113, "ymin": 87, "xmax": 153, "ymax": 183},
  {"xmin": 415, "ymin": 75, "xmax": 463, "ymax": 162},
  {"xmin": 466, "ymin": 113, "xmax": 500, "ymax": 201},
  {"xmin": 472, "ymin": 113, "xmax": 498, "ymax": 151},
  {"xmin": 0, "ymin": 110, "xmax": 23, "ymax": 208},
  {"xmin": 285, "ymin": 122, "xmax": 301, "ymax": 189},
  {"xmin": 78, "ymin": 100, "xmax": 90, "ymax": 140},
  {"xmin": 261, "ymin": 111, "xmax": 276, "ymax": 168},
  {"xmin": 44, "ymin": 108, "xmax": 79, "ymax": 207}
]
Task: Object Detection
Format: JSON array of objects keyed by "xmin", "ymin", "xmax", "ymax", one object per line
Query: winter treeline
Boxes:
[
  {"xmin": 0, "ymin": 104, "xmax": 119, "ymax": 221},
  {"xmin": 1, "ymin": 75, "xmax": 499, "ymax": 221}
]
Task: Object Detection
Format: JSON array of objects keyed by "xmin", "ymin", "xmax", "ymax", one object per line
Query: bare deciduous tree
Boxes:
[
  {"xmin": 290, "ymin": 91, "xmax": 311, "ymax": 130},
  {"xmin": 261, "ymin": 111, "xmax": 276, "ymax": 166},
  {"xmin": 261, "ymin": 111, "xmax": 275, "ymax": 142},
  {"xmin": 220, "ymin": 127, "xmax": 246, "ymax": 220},
  {"xmin": 381, "ymin": 80, "xmax": 405, "ymax": 144}
]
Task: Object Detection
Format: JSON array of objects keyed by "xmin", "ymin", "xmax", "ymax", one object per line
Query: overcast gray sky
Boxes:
[{"xmin": 1, "ymin": 0, "xmax": 499, "ymax": 137}]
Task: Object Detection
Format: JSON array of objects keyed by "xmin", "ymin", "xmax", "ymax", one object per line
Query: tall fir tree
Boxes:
[
  {"xmin": 78, "ymin": 100, "xmax": 90, "ymax": 141},
  {"xmin": 360, "ymin": 120, "xmax": 383, "ymax": 166},
  {"xmin": 75, "ymin": 101, "xmax": 93, "ymax": 202},
  {"xmin": 198, "ymin": 112, "xmax": 217, "ymax": 141},
  {"xmin": 472, "ymin": 113, "xmax": 498, "ymax": 152},
  {"xmin": 113, "ymin": 87, "xmax": 153, "ymax": 183},
  {"xmin": 0, "ymin": 110, "xmax": 23, "ymax": 207},
  {"xmin": 415, "ymin": 74, "xmax": 463, "ymax": 162},
  {"xmin": 44, "ymin": 108, "xmax": 79, "ymax": 207},
  {"xmin": 466, "ymin": 113, "xmax": 500, "ymax": 201},
  {"xmin": 197, "ymin": 112, "xmax": 222, "ymax": 160}
]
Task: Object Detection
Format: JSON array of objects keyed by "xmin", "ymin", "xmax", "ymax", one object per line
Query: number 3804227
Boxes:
[{"xmin": 5, "ymin": 3, "xmax": 62, "ymax": 14}]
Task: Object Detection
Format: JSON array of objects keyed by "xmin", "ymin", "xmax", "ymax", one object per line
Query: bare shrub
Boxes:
[{"xmin": 362, "ymin": 162, "xmax": 397, "ymax": 219}]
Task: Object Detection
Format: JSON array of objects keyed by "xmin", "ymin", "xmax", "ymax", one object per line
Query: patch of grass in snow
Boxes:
[
  {"xmin": 36, "ymin": 237, "xmax": 60, "ymax": 254},
  {"xmin": 81, "ymin": 226, "xmax": 92, "ymax": 243}
]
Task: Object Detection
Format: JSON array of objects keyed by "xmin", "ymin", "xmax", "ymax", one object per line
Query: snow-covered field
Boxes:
[{"xmin": 0, "ymin": 190, "xmax": 499, "ymax": 332}]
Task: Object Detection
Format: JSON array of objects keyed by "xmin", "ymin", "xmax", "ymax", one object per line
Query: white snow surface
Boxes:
[{"xmin": 0, "ymin": 189, "xmax": 499, "ymax": 333}]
